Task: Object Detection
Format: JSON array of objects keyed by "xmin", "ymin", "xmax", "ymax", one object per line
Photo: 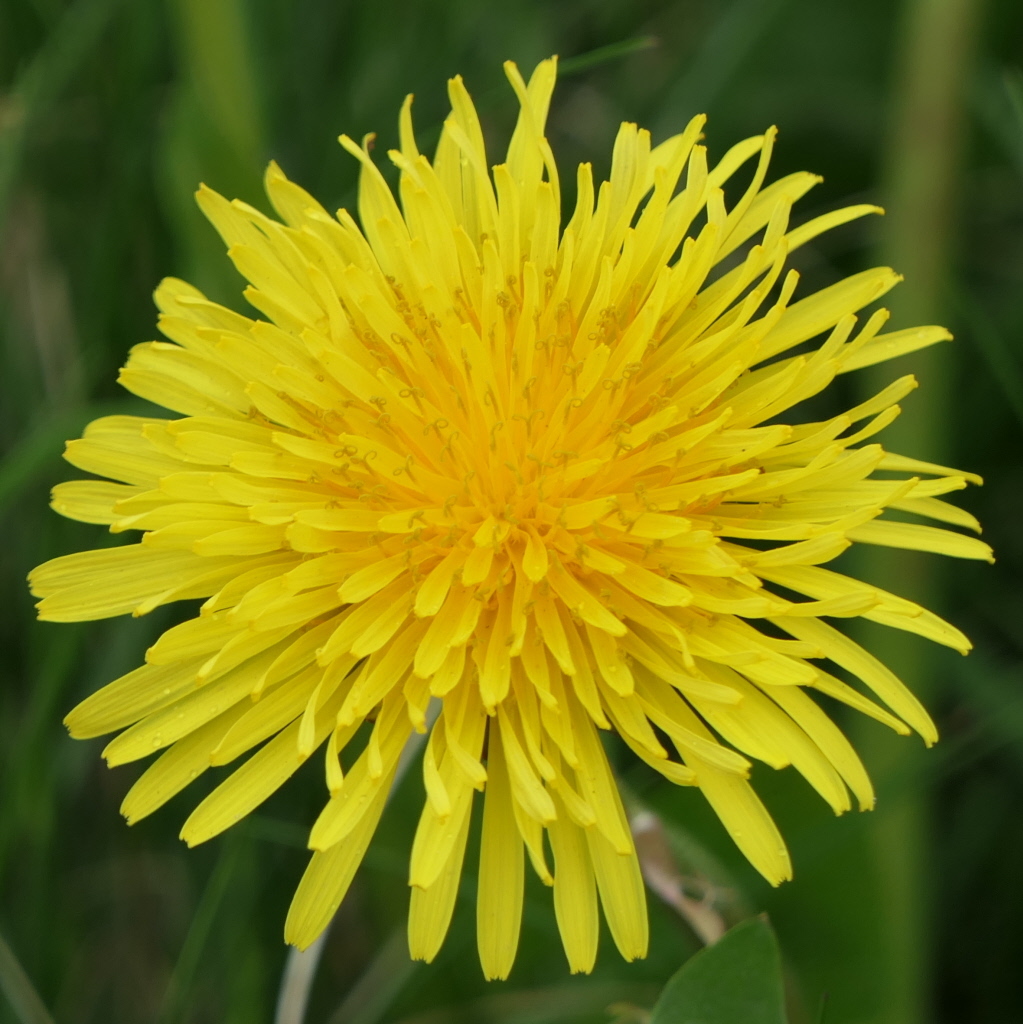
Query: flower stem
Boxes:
[
  {"xmin": 855, "ymin": 0, "xmax": 984, "ymax": 1021},
  {"xmin": 273, "ymin": 702, "xmax": 439, "ymax": 1024}
]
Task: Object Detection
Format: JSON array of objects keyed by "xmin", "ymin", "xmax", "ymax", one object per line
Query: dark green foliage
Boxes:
[{"xmin": 650, "ymin": 919, "xmax": 787, "ymax": 1024}]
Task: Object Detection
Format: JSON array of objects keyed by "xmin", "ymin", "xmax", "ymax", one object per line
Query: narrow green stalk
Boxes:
[
  {"xmin": 0, "ymin": 0, "xmax": 121, "ymax": 235},
  {"xmin": 855, "ymin": 1, "xmax": 984, "ymax": 1022},
  {"xmin": 157, "ymin": 838, "xmax": 242, "ymax": 1024},
  {"xmin": 157, "ymin": 0, "xmax": 267, "ymax": 299},
  {"xmin": 0, "ymin": 930, "xmax": 54, "ymax": 1024},
  {"xmin": 559, "ymin": 37, "xmax": 659, "ymax": 78},
  {"xmin": 274, "ymin": 704, "xmax": 439, "ymax": 1024},
  {"xmin": 325, "ymin": 926, "xmax": 419, "ymax": 1024}
]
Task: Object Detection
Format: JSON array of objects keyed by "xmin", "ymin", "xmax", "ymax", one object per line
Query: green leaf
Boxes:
[{"xmin": 650, "ymin": 917, "xmax": 788, "ymax": 1024}]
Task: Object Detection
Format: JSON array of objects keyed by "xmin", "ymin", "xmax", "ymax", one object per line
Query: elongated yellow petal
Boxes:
[
  {"xmin": 587, "ymin": 826, "xmax": 649, "ymax": 963},
  {"xmin": 766, "ymin": 682, "xmax": 875, "ymax": 811},
  {"xmin": 31, "ymin": 546, "xmax": 230, "ymax": 621},
  {"xmin": 103, "ymin": 651, "xmax": 278, "ymax": 765},
  {"xmin": 51, "ymin": 479, "xmax": 144, "ymax": 524},
  {"xmin": 775, "ymin": 616, "xmax": 937, "ymax": 744},
  {"xmin": 547, "ymin": 790, "xmax": 599, "ymax": 973},
  {"xmin": 65, "ymin": 659, "xmax": 203, "ymax": 739},
  {"xmin": 409, "ymin": 748, "xmax": 476, "ymax": 889},
  {"xmin": 476, "ymin": 727, "xmax": 524, "ymax": 981},
  {"xmin": 120, "ymin": 705, "xmax": 249, "ymax": 824},
  {"xmin": 284, "ymin": 773, "xmax": 393, "ymax": 950},
  {"xmin": 183, "ymin": 671, "xmax": 350, "ymax": 845},
  {"xmin": 182, "ymin": 720, "xmax": 305, "ymax": 845},
  {"xmin": 846, "ymin": 519, "xmax": 993, "ymax": 562},
  {"xmin": 408, "ymin": 797, "xmax": 473, "ymax": 962}
]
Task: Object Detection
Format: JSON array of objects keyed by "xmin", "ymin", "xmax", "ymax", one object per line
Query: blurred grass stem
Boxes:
[
  {"xmin": 158, "ymin": 0, "xmax": 266, "ymax": 299},
  {"xmin": 156, "ymin": 838, "xmax": 242, "ymax": 1024},
  {"xmin": 274, "ymin": 703, "xmax": 439, "ymax": 1024},
  {"xmin": 955, "ymin": 289, "xmax": 1023, "ymax": 431},
  {"xmin": 558, "ymin": 37, "xmax": 659, "ymax": 77},
  {"xmin": 652, "ymin": 0, "xmax": 788, "ymax": 136},
  {"xmin": 325, "ymin": 926, "xmax": 419, "ymax": 1024},
  {"xmin": 856, "ymin": 0, "xmax": 984, "ymax": 1021},
  {"xmin": 0, "ymin": 930, "xmax": 54, "ymax": 1024},
  {"xmin": 0, "ymin": 0, "xmax": 120, "ymax": 235}
]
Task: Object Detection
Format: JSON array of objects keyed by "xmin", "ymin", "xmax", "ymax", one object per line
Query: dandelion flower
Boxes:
[{"xmin": 31, "ymin": 58, "xmax": 990, "ymax": 979}]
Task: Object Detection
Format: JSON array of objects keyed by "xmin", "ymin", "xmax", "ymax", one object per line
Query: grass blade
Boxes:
[
  {"xmin": 955, "ymin": 290, "xmax": 1023, "ymax": 433},
  {"xmin": 157, "ymin": 839, "xmax": 242, "ymax": 1024},
  {"xmin": 0, "ymin": 930, "xmax": 55, "ymax": 1024},
  {"xmin": 653, "ymin": 0, "xmax": 788, "ymax": 132},
  {"xmin": 0, "ymin": 403, "xmax": 136, "ymax": 513},
  {"xmin": 325, "ymin": 926, "xmax": 419, "ymax": 1024},
  {"xmin": 0, "ymin": 0, "xmax": 121, "ymax": 232},
  {"xmin": 559, "ymin": 37, "xmax": 659, "ymax": 78}
]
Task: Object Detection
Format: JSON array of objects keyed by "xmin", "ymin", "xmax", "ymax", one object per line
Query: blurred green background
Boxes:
[{"xmin": 1, "ymin": 0, "xmax": 1022, "ymax": 1021}]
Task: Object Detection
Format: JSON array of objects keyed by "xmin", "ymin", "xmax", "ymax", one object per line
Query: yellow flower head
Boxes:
[{"xmin": 30, "ymin": 58, "xmax": 990, "ymax": 979}]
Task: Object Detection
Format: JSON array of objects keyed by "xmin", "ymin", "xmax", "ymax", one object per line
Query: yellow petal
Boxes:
[
  {"xmin": 586, "ymin": 827, "xmax": 648, "ymax": 962},
  {"xmin": 284, "ymin": 777, "xmax": 392, "ymax": 950},
  {"xmin": 476, "ymin": 726, "xmax": 524, "ymax": 981},
  {"xmin": 64, "ymin": 659, "xmax": 202, "ymax": 739},
  {"xmin": 547, "ymin": 791, "xmax": 599, "ymax": 973},
  {"xmin": 775, "ymin": 616, "xmax": 937, "ymax": 744},
  {"xmin": 408, "ymin": 796, "xmax": 472, "ymax": 962},
  {"xmin": 103, "ymin": 645, "xmax": 283, "ymax": 765},
  {"xmin": 119, "ymin": 704, "xmax": 249, "ymax": 824}
]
